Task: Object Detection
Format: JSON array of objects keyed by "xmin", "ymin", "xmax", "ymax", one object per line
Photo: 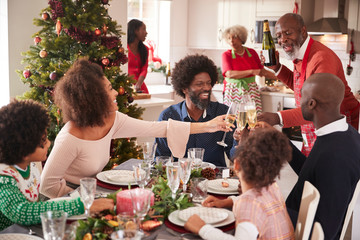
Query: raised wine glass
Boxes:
[
  {"xmin": 166, "ymin": 164, "xmax": 180, "ymax": 200},
  {"xmin": 217, "ymin": 101, "xmax": 239, "ymax": 147},
  {"xmin": 245, "ymin": 100, "xmax": 257, "ymax": 128},
  {"xmin": 178, "ymin": 158, "xmax": 193, "ymax": 192},
  {"xmin": 80, "ymin": 177, "xmax": 96, "ymax": 217},
  {"xmin": 237, "ymin": 100, "xmax": 248, "ymax": 131}
]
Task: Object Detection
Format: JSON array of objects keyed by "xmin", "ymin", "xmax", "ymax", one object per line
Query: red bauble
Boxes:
[
  {"xmin": 50, "ymin": 71, "xmax": 57, "ymax": 81},
  {"xmin": 101, "ymin": 0, "xmax": 109, "ymax": 4},
  {"xmin": 39, "ymin": 49, "xmax": 48, "ymax": 58},
  {"xmin": 23, "ymin": 70, "xmax": 31, "ymax": 78},
  {"xmin": 118, "ymin": 47, "xmax": 124, "ymax": 54},
  {"xmin": 95, "ymin": 28, "xmax": 101, "ymax": 36},
  {"xmin": 118, "ymin": 86, "xmax": 125, "ymax": 95},
  {"xmin": 127, "ymin": 96, "xmax": 134, "ymax": 103},
  {"xmin": 42, "ymin": 12, "xmax": 49, "ymax": 20},
  {"xmin": 34, "ymin": 36, "xmax": 42, "ymax": 45},
  {"xmin": 102, "ymin": 58, "xmax": 110, "ymax": 66}
]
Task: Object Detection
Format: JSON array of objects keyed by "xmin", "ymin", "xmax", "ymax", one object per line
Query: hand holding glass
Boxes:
[
  {"xmin": 217, "ymin": 101, "xmax": 239, "ymax": 147},
  {"xmin": 245, "ymin": 100, "xmax": 257, "ymax": 128},
  {"xmin": 80, "ymin": 177, "xmax": 96, "ymax": 217}
]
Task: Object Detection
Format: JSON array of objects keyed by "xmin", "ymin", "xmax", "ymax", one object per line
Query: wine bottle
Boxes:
[
  {"xmin": 165, "ymin": 62, "xmax": 171, "ymax": 85},
  {"xmin": 262, "ymin": 20, "xmax": 276, "ymax": 66}
]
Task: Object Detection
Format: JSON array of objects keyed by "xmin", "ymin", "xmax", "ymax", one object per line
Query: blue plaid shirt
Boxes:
[{"xmin": 155, "ymin": 101, "xmax": 235, "ymax": 167}]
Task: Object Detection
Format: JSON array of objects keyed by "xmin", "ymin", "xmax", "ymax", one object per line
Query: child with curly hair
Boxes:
[
  {"xmin": 185, "ymin": 128, "xmax": 295, "ymax": 240},
  {"xmin": 0, "ymin": 100, "xmax": 114, "ymax": 230}
]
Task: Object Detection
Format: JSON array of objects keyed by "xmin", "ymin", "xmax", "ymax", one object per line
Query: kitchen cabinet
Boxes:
[
  {"xmin": 256, "ymin": 0, "xmax": 295, "ymax": 18},
  {"xmin": 187, "ymin": 0, "xmax": 256, "ymax": 49},
  {"xmin": 348, "ymin": 0, "xmax": 360, "ymax": 53}
]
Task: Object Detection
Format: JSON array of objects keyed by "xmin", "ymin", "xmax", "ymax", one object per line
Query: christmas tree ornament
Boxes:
[
  {"xmin": 103, "ymin": 24, "xmax": 108, "ymax": 36},
  {"xmin": 102, "ymin": 58, "xmax": 110, "ymax": 66},
  {"xmin": 118, "ymin": 47, "xmax": 124, "ymax": 54},
  {"xmin": 101, "ymin": 0, "xmax": 109, "ymax": 4},
  {"xmin": 94, "ymin": 28, "xmax": 101, "ymax": 36},
  {"xmin": 56, "ymin": 19, "xmax": 62, "ymax": 37},
  {"xmin": 50, "ymin": 71, "xmax": 57, "ymax": 81},
  {"xmin": 127, "ymin": 96, "xmax": 134, "ymax": 103},
  {"xmin": 23, "ymin": 69, "xmax": 31, "ymax": 78},
  {"xmin": 42, "ymin": 12, "xmax": 50, "ymax": 20},
  {"xmin": 39, "ymin": 49, "xmax": 48, "ymax": 58},
  {"xmin": 118, "ymin": 86, "xmax": 125, "ymax": 95},
  {"xmin": 34, "ymin": 36, "xmax": 42, "ymax": 45}
]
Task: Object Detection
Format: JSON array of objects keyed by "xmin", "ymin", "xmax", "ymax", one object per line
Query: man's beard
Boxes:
[
  {"xmin": 284, "ymin": 35, "xmax": 304, "ymax": 61},
  {"xmin": 189, "ymin": 90, "xmax": 211, "ymax": 110}
]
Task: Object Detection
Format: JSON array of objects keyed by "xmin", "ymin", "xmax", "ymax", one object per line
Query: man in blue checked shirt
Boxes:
[{"xmin": 155, "ymin": 54, "xmax": 235, "ymax": 167}]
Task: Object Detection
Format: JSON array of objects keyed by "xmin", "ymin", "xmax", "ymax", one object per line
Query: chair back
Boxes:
[
  {"xmin": 339, "ymin": 179, "xmax": 360, "ymax": 240},
  {"xmin": 295, "ymin": 181, "xmax": 320, "ymax": 240},
  {"xmin": 311, "ymin": 222, "xmax": 324, "ymax": 240}
]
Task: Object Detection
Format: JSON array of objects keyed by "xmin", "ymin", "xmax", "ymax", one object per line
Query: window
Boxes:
[
  {"xmin": 0, "ymin": 0, "xmax": 9, "ymax": 107},
  {"xmin": 128, "ymin": 0, "xmax": 171, "ymax": 64}
]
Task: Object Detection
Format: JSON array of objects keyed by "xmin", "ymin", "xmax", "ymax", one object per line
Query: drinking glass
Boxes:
[
  {"xmin": 237, "ymin": 100, "xmax": 248, "ymax": 131},
  {"xmin": 40, "ymin": 210, "xmax": 68, "ymax": 240},
  {"xmin": 190, "ymin": 177, "xmax": 208, "ymax": 203},
  {"xmin": 130, "ymin": 188, "xmax": 153, "ymax": 225},
  {"xmin": 80, "ymin": 177, "xmax": 96, "ymax": 217},
  {"xmin": 166, "ymin": 164, "xmax": 180, "ymax": 200},
  {"xmin": 245, "ymin": 100, "xmax": 257, "ymax": 128},
  {"xmin": 155, "ymin": 156, "xmax": 171, "ymax": 166},
  {"xmin": 132, "ymin": 162, "xmax": 150, "ymax": 189},
  {"xmin": 141, "ymin": 142, "xmax": 157, "ymax": 166},
  {"xmin": 217, "ymin": 101, "xmax": 239, "ymax": 147},
  {"xmin": 187, "ymin": 148, "xmax": 204, "ymax": 169},
  {"xmin": 178, "ymin": 158, "xmax": 193, "ymax": 192}
]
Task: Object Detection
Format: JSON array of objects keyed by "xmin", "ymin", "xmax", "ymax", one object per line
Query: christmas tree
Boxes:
[{"xmin": 17, "ymin": 0, "xmax": 144, "ymax": 170}]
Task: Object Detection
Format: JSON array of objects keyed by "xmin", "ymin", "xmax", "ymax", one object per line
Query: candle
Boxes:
[{"xmin": 116, "ymin": 189, "xmax": 155, "ymax": 215}]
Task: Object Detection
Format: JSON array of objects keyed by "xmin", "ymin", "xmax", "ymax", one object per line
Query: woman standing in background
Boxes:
[
  {"xmin": 222, "ymin": 25, "xmax": 276, "ymax": 112},
  {"xmin": 127, "ymin": 19, "xmax": 149, "ymax": 93}
]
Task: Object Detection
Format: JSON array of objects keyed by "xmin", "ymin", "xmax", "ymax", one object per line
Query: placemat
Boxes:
[
  {"xmin": 164, "ymin": 219, "xmax": 234, "ymax": 234},
  {"xmin": 96, "ymin": 179, "xmax": 128, "ymax": 190}
]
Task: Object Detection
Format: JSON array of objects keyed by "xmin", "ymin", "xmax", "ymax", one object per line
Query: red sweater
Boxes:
[{"xmin": 278, "ymin": 39, "xmax": 359, "ymax": 129}]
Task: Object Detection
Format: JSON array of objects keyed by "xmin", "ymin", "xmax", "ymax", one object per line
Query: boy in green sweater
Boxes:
[{"xmin": 0, "ymin": 100, "xmax": 114, "ymax": 230}]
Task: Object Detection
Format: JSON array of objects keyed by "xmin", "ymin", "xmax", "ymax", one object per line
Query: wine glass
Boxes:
[
  {"xmin": 141, "ymin": 142, "xmax": 157, "ymax": 166},
  {"xmin": 130, "ymin": 188, "xmax": 152, "ymax": 226},
  {"xmin": 178, "ymin": 158, "xmax": 193, "ymax": 192},
  {"xmin": 80, "ymin": 177, "xmax": 96, "ymax": 217},
  {"xmin": 237, "ymin": 100, "xmax": 248, "ymax": 131},
  {"xmin": 245, "ymin": 100, "xmax": 257, "ymax": 128},
  {"xmin": 187, "ymin": 148, "xmax": 204, "ymax": 169},
  {"xmin": 217, "ymin": 101, "xmax": 239, "ymax": 147},
  {"xmin": 133, "ymin": 162, "xmax": 150, "ymax": 189},
  {"xmin": 166, "ymin": 164, "xmax": 180, "ymax": 200}
]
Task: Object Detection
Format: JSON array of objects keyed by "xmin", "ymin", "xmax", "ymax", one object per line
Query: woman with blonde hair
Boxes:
[{"xmin": 222, "ymin": 25, "xmax": 276, "ymax": 112}]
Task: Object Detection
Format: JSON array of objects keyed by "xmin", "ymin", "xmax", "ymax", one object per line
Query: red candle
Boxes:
[{"xmin": 116, "ymin": 189, "xmax": 154, "ymax": 215}]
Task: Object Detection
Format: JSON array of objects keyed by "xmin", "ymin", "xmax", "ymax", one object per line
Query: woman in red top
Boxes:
[
  {"xmin": 127, "ymin": 19, "xmax": 149, "ymax": 93},
  {"xmin": 222, "ymin": 25, "xmax": 276, "ymax": 112}
]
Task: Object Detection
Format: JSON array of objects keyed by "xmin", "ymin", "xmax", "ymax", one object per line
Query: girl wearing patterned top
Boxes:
[
  {"xmin": 185, "ymin": 128, "xmax": 295, "ymax": 240},
  {"xmin": 0, "ymin": 100, "xmax": 114, "ymax": 231}
]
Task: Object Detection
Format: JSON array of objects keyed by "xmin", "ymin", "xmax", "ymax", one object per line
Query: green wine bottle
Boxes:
[{"xmin": 262, "ymin": 20, "xmax": 276, "ymax": 66}]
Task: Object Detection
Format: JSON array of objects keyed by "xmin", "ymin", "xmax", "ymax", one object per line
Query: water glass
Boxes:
[
  {"xmin": 166, "ymin": 164, "xmax": 180, "ymax": 199},
  {"xmin": 130, "ymin": 188, "xmax": 153, "ymax": 226},
  {"xmin": 40, "ymin": 210, "xmax": 67, "ymax": 240},
  {"xmin": 178, "ymin": 158, "xmax": 193, "ymax": 192},
  {"xmin": 133, "ymin": 162, "xmax": 150, "ymax": 189},
  {"xmin": 155, "ymin": 156, "xmax": 171, "ymax": 166},
  {"xmin": 187, "ymin": 148, "xmax": 204, "ymax": 169},
  {"xmin": 80, "ymin": 177, "xmax": 96, "ymax": 217},
  {"xmin": 191, "ymin": 177, "xmax": 208, "ymax": 203},
  {"xmin": 141, "ymin": 142, "xmax": 157, "ymax": 165}
]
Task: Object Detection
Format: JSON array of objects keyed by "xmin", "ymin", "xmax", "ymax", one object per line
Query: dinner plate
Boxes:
[
  {"xmin": 168, "ymin": 208, "xmax": 235, "ymax": 228},
  {"xmin": 47, "ymin": 197, "xmax": 86, "ymax": 220},
  {"xmin": 96, "ymin": 170, "xmax": 137, "ymax": 186},
  {"xmin": 178, "ymin": 207, "xmax": 228, "ymax": 224},
  {"xmin": 0, "ymin": 234, "xmax": 43, "ymax": 240},
  {"xmin": 200, "ymin": 162, "xmax": 216, "ymax": 169},
  {"xmin": 208, "ymin": 179, "xmax": 239, "ymax": 194}
]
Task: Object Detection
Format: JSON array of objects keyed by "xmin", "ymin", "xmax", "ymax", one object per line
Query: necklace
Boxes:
[{"xmin": 235, "ymin": 48, "xmax": 245, "ymax": 56}]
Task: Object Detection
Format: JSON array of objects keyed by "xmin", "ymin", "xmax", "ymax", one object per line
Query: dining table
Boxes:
[{"xmin": 0, "ymin": 159, "xmax": 237, "ymax": 240}]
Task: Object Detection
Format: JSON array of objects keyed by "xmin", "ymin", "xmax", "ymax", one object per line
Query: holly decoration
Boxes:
[
  {"xmin": 102, "ymin": 58, "xmax": 110, "ymax": 66},
  {"xmin": 118, "ymin": 86, "xmax": 125, "ymax": 95},
  {"xmin": 39, "ymin": 49, "xmax": 48, "ymax": 58},
  {"xmin": 42, "ymin": 12, "xmax": 49, "ymax": 20},
  {"xmin": 95, "ymin": 28, "xmax": 101, "ymax": 36},
  {"xmin": 23, "ymin": 70, "xmax": 31, "ymax": 78},
  {"xmin": 34, "ymin": 36, "xmax": 42, "ymax": 45},
  {"xmin": 50, "ymin": 71, "xmax": 57, "ymax": 81}
]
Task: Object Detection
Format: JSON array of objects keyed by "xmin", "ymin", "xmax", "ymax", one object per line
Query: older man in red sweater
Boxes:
[{"xmin": 258, "ymin": 13, "xmax": 359, "ymax": 156}]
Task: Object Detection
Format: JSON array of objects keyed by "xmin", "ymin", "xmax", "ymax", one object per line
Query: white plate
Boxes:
[
  {"xmin": 168, "ymin": 208, "xmax": 235, "ymax": 228},
  {"xmin": 47, "ymin": 197, "xmax": 86, "ymax": 220},
  {"xmin": 178, "ymin": 207, "xmax": 228, "ymax": 224},
  {"xmin": 208, "ymin": 179, "xmax": 239, "ymax": 193},
  {"xmin": 0, "ymin": 234, "xmax": 43, "ymax": 240},
  {"xmin": 96, "ymin": 170, "xmax": 137, "ymax": 186},
  {"xmin": 201, "ymin": 162, "xmax": 216, "ymax": 169}
]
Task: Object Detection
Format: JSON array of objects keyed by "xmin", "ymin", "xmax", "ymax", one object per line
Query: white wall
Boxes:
[
  {"xmin": 0, "ymin": 0, "xmax": 9, "ymax": 107},
  {"xmin": 5, "ymin": 0, "xmax": 128, "ymax": 99}
]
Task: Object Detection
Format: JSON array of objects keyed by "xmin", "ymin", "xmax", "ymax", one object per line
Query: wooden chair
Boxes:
[
  {"xmin": 295, "ymin": 181, "xmax": 320, "ymax": 240},
  {"xmin": 311, "ymin": 222, "xmax": 324, "ymax": 240},
  {"xmin": 339, "ymin": 179, "xmax": 360, "ymax": 240}
]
